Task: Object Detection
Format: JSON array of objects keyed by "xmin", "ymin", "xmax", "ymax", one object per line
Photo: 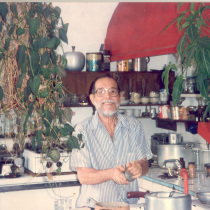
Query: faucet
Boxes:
[
  {"xmin": 163, "ymin": 159, "xmax": 189, "ymax": 194},
  {"xmin": 163, "ymin": 159, "xmax": 182, "ymax": 177}
]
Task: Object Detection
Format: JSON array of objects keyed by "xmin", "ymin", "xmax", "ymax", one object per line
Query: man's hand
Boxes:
[
  {"xmin": 112, "ymin": 165, "xmax": 130, "ymax": 185},
  {"xmin": 126, "ymin": 158, "xmax": 149, "ymax": 179}
]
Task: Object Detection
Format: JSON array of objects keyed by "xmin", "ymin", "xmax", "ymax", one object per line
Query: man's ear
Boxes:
[{"xmin": 89, "ymin": 94, "xmax": 95, "ymax": 105}]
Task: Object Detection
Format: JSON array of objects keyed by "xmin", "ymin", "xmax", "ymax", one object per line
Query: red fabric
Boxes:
[
  {"xmin": 104, "ymin": 2, "xmax": 210, "ymax": 61},
  {"xmin": 198, "ymin": 122, "xmax": 210, "ymax": 144}
]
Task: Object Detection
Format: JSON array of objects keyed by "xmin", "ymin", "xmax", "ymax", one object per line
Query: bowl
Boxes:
[
  {"xmin": 149, "ymin": 91, "xmax": 159, "ymax": 97},
  {"xmin": 141, "ymin": 96, "xmax": 150, "ymax": 104},
  {"xmin": 133, "ymin": 98, "xmax": 141, "ymax": 104},
  {"xmin": 120, "ymin": 100, "xmax": 129, "ymax": 105},
  {"xmin": 197, "ymin": 192, "xmax": 210, "ymax": 205},
  {"xmin": 150, "ymin": 97, "xmax": 159, "ymax": 104}
]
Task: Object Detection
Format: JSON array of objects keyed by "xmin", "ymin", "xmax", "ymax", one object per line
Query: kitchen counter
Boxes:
[
  {"xmin": 0, "ymin": 167, "xmax": 210, "ymax": 209},
  {"xmin": 139, "ymin": 165, "xmax": 210, "ymax": 209}
]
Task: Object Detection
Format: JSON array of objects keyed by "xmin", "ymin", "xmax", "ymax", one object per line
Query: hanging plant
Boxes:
[
  {"xmin": 0, "ymin": 2, "xmax": 83, "ymax": 173},
  {"xmin": 162, "ymin": 2, "xmax": 210, "ymax": 120}
]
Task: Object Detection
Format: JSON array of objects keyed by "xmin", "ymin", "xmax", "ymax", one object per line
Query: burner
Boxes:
[{"xmin": 158, "ymin": 172, "xmax": 178, "ymax": 179}]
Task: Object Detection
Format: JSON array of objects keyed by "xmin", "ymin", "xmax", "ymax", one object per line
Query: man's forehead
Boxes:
[{"xmin": 95, "ymin": 78, "xmax": 117, "ymax": 88}]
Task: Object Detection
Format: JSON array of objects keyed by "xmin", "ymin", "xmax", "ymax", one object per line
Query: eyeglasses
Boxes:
[{"xmin": 94, "ymin": 88, "xmax": 119, "ymax": 97}]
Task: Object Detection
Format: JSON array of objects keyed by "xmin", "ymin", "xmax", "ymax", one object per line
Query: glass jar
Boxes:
[
  {"xmin": 192, "ymin": 148, "xmax": 202, "ymax": 171},
  {"xmin": 188, "ymin": 162, "xmax": 196, "ymax": 178}
]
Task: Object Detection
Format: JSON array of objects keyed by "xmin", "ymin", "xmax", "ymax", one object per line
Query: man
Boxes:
[{"xmin": 71, "ymin": 75, "xmax": 153, "ymax": 207}]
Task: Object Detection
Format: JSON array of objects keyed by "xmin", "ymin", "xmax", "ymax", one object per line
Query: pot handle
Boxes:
[{"xmin": 127, "ymin": 191, "xmax": 149, "ymax": 198}]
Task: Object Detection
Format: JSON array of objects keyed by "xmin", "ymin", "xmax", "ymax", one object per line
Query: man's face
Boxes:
[{"xmin": 90, "ymin": 77, "xmax": 122, "ymax": 117}]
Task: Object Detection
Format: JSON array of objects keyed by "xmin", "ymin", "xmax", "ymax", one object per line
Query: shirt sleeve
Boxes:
[
  {"xmin": 135, "ymin": 120, "xmax": 153, "ymax": 161},
  {"xmin": 70, "ymin": 123, "xmax": 92, "ymax": 171}
]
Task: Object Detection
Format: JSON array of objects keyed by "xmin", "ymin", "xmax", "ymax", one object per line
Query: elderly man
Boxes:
[{"xmin": 71, "ymin": 75, "xmax": 153, "ymax": 208}]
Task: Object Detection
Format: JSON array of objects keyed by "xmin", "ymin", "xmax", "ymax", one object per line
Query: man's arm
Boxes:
[{"xmin": 77, "ymin": 165, "xmax": 130, "ymax": 185}]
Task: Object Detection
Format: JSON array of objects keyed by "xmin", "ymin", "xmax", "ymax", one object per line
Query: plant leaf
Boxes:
[
  {"xmin": 30, "ymin": 50, "xmax": 40, "ymax": 76},
  {"xmin": 16, "ymin": 45, "xmax": 26, "ymax": 68},
  {"xmin": 41, "ymin": 51, "xmax": 50, "ymax": 66},
  {"xmin": 40, "ymin": 90, "xmax": 49, "ymax": 98},
  {"xmin": 16, "ymin": 72, "xmax": 26, "ymax": 89},
  {"xmin": 10, "ymin": 3, "xmax": 18, "ymax": 19},
  {"xmin": 43, "ymin": 6, "xmax": 51, "ymax": 18},
  {"xmin": 4, "ymin": 38, "xmax": 10, "ymax": 51},
  {"xmin": 28, "ymin": 18, "xmax": 40, "ymax": 36},
  {"xmin": 30, "ymin": 75, "xmax": 41, "ymax": 96},
  {"xmin": 36, "ymin": 130, "xmax": 42, "ymax": 148},
  {"xmin": 67, "ymin": 136, "xmax": 80, "ymax": 149},
  {"xmin": 43, "ymin": 109, "xmax": 53, "ymax": 128},
  {"xmin": 177, "ymin": 34, "xmax": 187, "ymax": 55},
  {"xmin": 59, "ymin": 28, "xmax": 68, "ymax": 44},
  {"xmin": 50, "ymin": 50, "xmax": 57, "ymax": 64},
  {"xmin": 0, "ymin": 2, "xmax": 8, "ymax": 22},
  {"xmin": 0, "ymin": 22, "xmax": 2, "ymax": 33},
  {"xmin": 172, "ymin": 74, "xmax": 183, "ymax": 106},
  {"xmin": 17, "ymin": 27, "xmax": 25, "ymax": 36},
  {"xmin": 0, "ymin": 86, "xmax": 3, "ymax": 101}
]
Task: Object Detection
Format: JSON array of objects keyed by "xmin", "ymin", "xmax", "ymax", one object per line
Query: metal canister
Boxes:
[
  {"xmin": 133, "ymin": 58, "xmax": 141, "ymax": 71},
  {"xmin": 150, "ymin": 108, "xmax": 156, "ymax": 118},
  {"xmin": 171, "ymin": 106, "xmax": 179, "ymax": 120},
  {"xmin": 117, "ymin": 60, "xmax": 128, "ymax": 71},
  {"xmin": 159, "ymin": 105, "xmax": 170, "ymax": 119},
  {"xmin": 86, "ymin": 52, "xmax": 102, "ymax": 71}
]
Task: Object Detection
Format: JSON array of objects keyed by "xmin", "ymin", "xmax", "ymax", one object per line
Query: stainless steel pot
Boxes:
[
  {"xmin": 145, "ymin": 191, "xmax": 191, "ymax": 210},
  {"xmin": 157, "ymin": 144, "xmax": 194, "ymax": 169}
]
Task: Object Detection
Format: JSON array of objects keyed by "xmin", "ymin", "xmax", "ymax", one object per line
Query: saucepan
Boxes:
[{"xmin": 127, "ymin": 191, "xmax": 191, "ymax": 210}]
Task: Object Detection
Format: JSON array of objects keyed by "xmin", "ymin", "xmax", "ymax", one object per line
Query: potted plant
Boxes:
[
  {"xmin": 0, "ymin": 2, "xmax": 82, "ymax": 174},
  {"xmin": 162, "ymin": 2, "xmax": 210, "ymax": 120}
]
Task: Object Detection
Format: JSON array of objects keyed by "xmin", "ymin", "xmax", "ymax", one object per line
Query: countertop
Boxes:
[
  {"xmin": 0, "ymin": 166, "xmax": 209, "ymax": 209},
  {"xmin": 141, "ymin": 165, "xmax": 210, "ymax": 209}
]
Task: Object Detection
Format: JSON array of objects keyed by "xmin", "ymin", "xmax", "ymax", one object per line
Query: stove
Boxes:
[{"xmin": 23, "ymin": 149, "xmax": 72, "ymax": 174}]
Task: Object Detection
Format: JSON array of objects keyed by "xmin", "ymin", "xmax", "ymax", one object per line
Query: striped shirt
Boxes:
[{"xmin": 70, "ymin": 111, "xmax": 153, "ymax": 208}]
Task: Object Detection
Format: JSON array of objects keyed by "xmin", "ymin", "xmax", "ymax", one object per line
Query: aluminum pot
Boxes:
[
  {"xmin": 196, "ymin": 192, "xmax": 210, "ymax": 205},
  {"xmin": 157, "ymin": 144, "xmax": 194, "ymax": 169},
  {"xmin": 145, "ymin": 191, "xmax": 191, "ymax": 210}
]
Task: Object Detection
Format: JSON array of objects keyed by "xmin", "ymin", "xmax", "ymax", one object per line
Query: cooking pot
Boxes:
[
  {"xmin": 144, "ymin": 191, "xmax": 191, "ymax": 210},
  {"xmin": 95, "ymin": 202, "xmax": 130, "ymax": 210},
  {"xmin": 127, "ymin": 191, "xmax": 191, "ymax": 210},
  {"xmin": 157, "ymin": 144, "xmax": 194, "ymax": 169}
]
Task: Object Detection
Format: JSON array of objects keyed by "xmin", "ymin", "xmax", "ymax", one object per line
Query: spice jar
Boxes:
[{"xmin": 188, "ymin": 162, "xmax": 196, "ymax": 178}]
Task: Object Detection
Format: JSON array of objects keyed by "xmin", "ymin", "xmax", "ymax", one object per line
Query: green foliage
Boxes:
[
  {"xmin": 162, "ymin": 3, "xmax": 210, "ymax": 117},
  {"xmin": 0, "ymin": 2, "xmax": 82, "ymax": 169}
]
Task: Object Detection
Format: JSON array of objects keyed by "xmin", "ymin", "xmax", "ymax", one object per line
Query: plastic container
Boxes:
[{"xmin": 192, "ymin": 148, "xmax": 202, "ymax": 171}]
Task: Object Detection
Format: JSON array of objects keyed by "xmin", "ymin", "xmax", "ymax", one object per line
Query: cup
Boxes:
[
  {"xmin": 126, "ymin": 109, "xmax": 133, "ymax": 117},
  {"xmin": 134, "ymin": 109, "xmax": 141, "ymax": 117}
]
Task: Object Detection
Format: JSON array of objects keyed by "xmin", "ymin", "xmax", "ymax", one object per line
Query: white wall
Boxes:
[{"xmin": 53, "ymin": 2, "xmax": 209, "ymax": 150}]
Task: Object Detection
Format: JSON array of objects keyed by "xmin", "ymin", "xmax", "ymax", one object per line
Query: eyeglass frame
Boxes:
[{"xmin": 94, "ymin": 87, "xmax": 120, "ymax": 97}]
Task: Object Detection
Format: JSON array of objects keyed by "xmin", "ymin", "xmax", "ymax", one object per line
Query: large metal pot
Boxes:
[
  {"xmin": 157, "ymin": 144, "xmax": 194, "ymax": 169},
  {"xmin": 145, "ymin": 191, "xmax": 191, "ymax": 210}
]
